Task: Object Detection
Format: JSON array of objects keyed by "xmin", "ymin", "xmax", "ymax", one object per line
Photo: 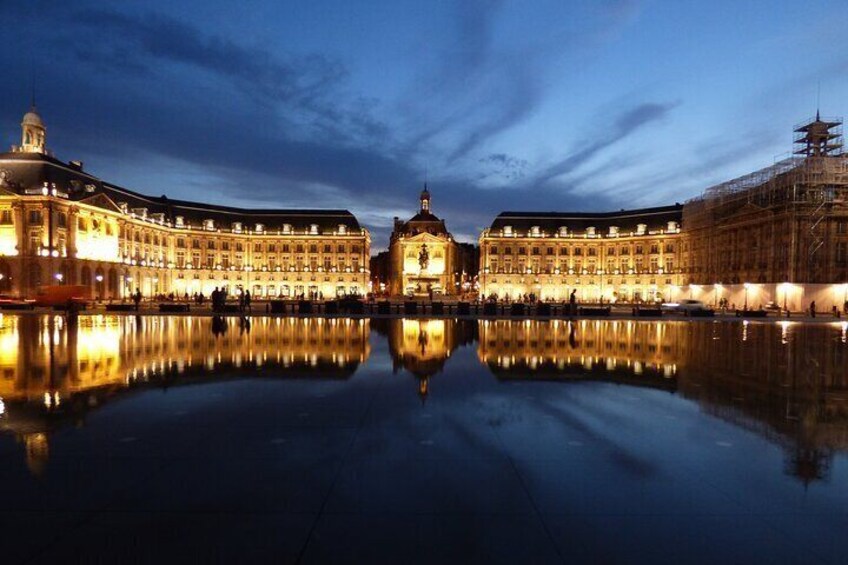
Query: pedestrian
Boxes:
[
  {"xmin": 211, "ymin": 287, "xmax": 220, "ymax": 312},
  {"xmin": 133, "ymin": 288, "xmax": 142, "ymax": 311},
  {"xmin": 569, "ymin": 289, "xmax": 577, "ymax": 316},
  {"xmin": 245, "ymin": 290, "xmax": 252, "ymax": 313},
  {"xmin": 810, "ymin": 300, "xmax": 816, "ymax": 318},
  {"xmin": 238, "ymin": 288, "xmax": 245, "ymax": 313}
]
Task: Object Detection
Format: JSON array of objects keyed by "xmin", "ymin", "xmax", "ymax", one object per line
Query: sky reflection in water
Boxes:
[{"xmin": 0, "ymin": 315, "xmax": 846, "ymax": 562}]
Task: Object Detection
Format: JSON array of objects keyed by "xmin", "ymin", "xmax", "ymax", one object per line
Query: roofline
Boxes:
[
  {"xmin": 494, "ymin": 204, "xmax": 683, "ymax": 220},
  {"xmin": 0, "ymin": 152, "xmax": 357, "ymax": 218},
  {"xmin": 103, "ymin": 183, "xmax": 355, "ymax": 218}
]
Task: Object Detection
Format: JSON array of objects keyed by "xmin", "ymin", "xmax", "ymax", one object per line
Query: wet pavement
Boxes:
[{"xmin": 0, "ymin": 315, "xmax": 846, "ymax": 563}]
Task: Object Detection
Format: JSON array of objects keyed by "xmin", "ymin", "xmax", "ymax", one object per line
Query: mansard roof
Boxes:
[
  {"xmin": 489, "ymin": 204, "xmax": 683, "ymax": 235},
  {"xmin": 0, "ymin": 151, "xmax": 361, "ymax": 231}
]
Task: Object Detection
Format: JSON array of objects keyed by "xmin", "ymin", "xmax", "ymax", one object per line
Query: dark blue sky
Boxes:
[{"xmin": 2, "ymin": 0, "xmax": 848, "ymax": 248}]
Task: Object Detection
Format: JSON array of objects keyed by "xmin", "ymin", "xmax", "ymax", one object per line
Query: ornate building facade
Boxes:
[
  {"xmin": 0, "ymin": 108, "xmax": 371, "ymax": 299},
  {"xmin": 478, "ymin": 206, "xmax": 684, "ymax": 303},
  {"xmin": 386, "ymin": 188, "xmax": 463, "ymax": 296}
]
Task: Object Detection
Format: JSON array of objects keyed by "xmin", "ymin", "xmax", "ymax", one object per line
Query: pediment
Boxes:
[
  {"xmin": 78, "ymin": 192, "xmax": 125, "ymax": 214},
  {"xmin": 405, "ymin": 232, "xmax": 450, "ymax": 244}
]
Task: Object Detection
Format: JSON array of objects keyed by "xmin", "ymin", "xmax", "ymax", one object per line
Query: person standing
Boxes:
[
  {"xmin": 245, "ymin": 290, "xmax": 252, "ymax": 313},
  {"xmin": 810, "ymin": 300, "xmax": 816, "ymax": 318},
  {"xmin": 569, "ymin": 289, "xmax": 577, "ymax": 316},
  {"xmin": 133, "ymin": 288, "xmax": 142, "ymax": 311}
]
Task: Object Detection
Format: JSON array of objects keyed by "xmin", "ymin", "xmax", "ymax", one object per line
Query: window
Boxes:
[
  {"xmin": 192, "ymin": 239, "xmax": 201, "ymax": 249},
  {"xmin": 207, "ymin": 240, "xmax": 216, "ymax": 250},
  {"xmin": 57, "ymin": 213, "xmax": 67, "ymax": 228},
  {"xmin": 222, "ymin": 241, "xmax": 230, "ymax": 251},
  {"xmin": 0, "ymin": 210, "xmax": 15, "ymax": 225},
  {"xmin": 837, "ymin": 242, "xmax": 848, "ymax": 266},
  {"xmin": 324, "ymin": 244, "xmax": 331, "ymax": 253},
  {"xmin": 650, "ymin": 244, "xmax": 659, "ymax": 254},
  {"xmin": 77, "ymin": 216, "xmax": 86, "ymax": 231}
]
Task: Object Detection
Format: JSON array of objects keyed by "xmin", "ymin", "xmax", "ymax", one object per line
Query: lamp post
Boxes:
[{"xmin": 743, "ymin": 282, "xmax": 751, "ymax": 311}]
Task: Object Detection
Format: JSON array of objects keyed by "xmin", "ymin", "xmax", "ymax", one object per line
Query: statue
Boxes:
[{"xmin": 418, "ymin": 243, "xmax": 430, "ymax": 271}]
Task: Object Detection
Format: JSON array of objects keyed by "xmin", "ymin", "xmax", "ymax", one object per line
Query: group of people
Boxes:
[{"xmin": 209, "ymin": 287, "xmax": 252, "ymax": 313}]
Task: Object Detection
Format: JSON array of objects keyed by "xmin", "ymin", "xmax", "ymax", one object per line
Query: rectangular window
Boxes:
[{"xmin": 0, "ymin": 210, "xmax": 12, "ymax": 224}]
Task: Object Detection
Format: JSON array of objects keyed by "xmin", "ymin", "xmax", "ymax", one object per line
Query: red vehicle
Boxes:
[{"xmin": 32, "ymin": 285, "xmax": 91, "ymax": 307}]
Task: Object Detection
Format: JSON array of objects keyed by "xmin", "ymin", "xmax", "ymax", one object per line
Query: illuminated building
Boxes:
[
  {"xmin": 478, "ymin": 206, "xmax": 683, "ymax": 302},
  {"xmin": 683, "ymin": 114, "xmax": 848, "ymax": 311},
  {"xmin": 385, "ymin": 187, "xmax": 474, "ymax": 296},
  {"xmin": 0, "ymin": 107, "xmax": 370, "ymax": 298}
]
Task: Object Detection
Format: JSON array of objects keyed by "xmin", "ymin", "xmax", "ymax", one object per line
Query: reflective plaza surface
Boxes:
[{"xmin": 0, "ymin": 315, "xmax": 847, "ymax": 563}]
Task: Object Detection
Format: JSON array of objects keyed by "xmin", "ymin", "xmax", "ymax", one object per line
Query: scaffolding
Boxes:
[{"xmin": 684, "ymin": 115, "xmax": 848, "ymax": 284}]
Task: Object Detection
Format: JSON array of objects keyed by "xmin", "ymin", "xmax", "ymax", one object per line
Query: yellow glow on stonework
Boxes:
[
  {"xmin": 0, "ymin": 230, "xmax": 18, "ymax": 256},
  {"xmin": 75, "ymin": 233, "xmax": 120, "ymax": 262}
]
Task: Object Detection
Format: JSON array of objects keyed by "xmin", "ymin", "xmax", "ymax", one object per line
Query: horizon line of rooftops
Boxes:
[
  {"xmin": 5, "ymin": 104, "xmax": 839, "ymax": 238},
  {"xmin": 1, "ymin": 142, "xmax": 684, "ymax": 238}
]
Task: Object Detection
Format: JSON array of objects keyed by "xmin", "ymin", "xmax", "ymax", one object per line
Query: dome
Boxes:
[{"xmin": 22, "ymin": 109, "xmax": 44, "ymax": 128}]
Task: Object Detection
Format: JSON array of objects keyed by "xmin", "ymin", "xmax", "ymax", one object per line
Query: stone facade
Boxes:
[{"xmin": 0, "ymin": 108, "xmax": 371, "ymax": 300}]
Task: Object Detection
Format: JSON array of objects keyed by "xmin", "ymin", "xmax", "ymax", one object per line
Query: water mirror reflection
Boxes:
[{"xmin": 0, "ymin": 314, "xmax": 846, "ymax": 562}]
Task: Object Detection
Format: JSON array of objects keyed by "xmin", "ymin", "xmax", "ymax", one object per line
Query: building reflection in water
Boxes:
[
  {"xmin": 0, "ymin": 315, "xmax": 846, "ymax": 485},
  {"xmin": 0, "ymin": 314, "xmax": 370, "ymax": 473},
  {"xmin": 373, "ymin": 318, "xmax": 477, "ymax": 402},
  {"xmin": 478, "ymin": 319, "xmax": 681, "ymax": 389},
  {"xmin": 477, "ymin": 319, "xmax": 848, "ymax": 486}
]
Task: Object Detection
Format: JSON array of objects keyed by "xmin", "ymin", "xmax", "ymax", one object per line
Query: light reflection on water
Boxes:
[{"xmin": 0, "ymin": 314, "xmax": 846, "ymax": 483}]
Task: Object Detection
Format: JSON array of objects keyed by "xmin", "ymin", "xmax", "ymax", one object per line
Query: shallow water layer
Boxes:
[{"xmin": 0, "ymin": 315, "xmax": 846, "ymax": 564}]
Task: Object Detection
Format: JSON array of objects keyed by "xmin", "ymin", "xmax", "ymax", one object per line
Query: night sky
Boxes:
[{"xmin": 2, "ymin": 0, "xmax": 848, "ymax": 249}]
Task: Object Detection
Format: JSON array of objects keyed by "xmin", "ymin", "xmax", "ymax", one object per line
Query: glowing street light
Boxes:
[{"xmin": 743, "ymin": 282, "xmax": 751, "ymax": 310}]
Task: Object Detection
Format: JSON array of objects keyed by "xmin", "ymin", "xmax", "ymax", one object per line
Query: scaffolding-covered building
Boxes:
[{"xmin": 683, "ymin": 114, "xmax": 848, "ymax": 311}]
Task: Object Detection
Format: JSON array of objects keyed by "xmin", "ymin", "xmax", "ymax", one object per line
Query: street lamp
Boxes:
[{"xmin": 743, "ymin": 282, "xmax": 751, "ymax": 311}]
